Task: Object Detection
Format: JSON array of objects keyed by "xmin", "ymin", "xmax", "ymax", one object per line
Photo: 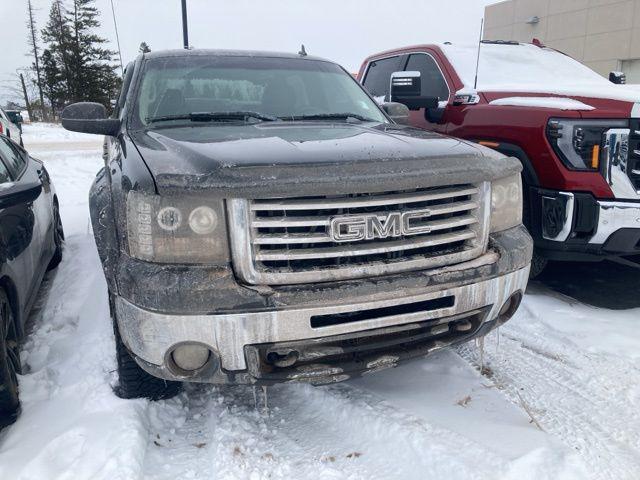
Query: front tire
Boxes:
[
  {"xmin": 0, "ymin": 289, "xmax": 21, "ymax": 429},
  {"xmin": 523, "ymin": 189, "xmax": 548, "ymax": 279},
  {"xmin": 110, "ymin": 294, "xmax": 181, "ymax": 400},
  {"xmin": 529, "ymin": 249, "xmax": 548, "ymax": 279},
  {"xmin": 47, "ymin": 202, "xmax": 64, "ymax": 271}
]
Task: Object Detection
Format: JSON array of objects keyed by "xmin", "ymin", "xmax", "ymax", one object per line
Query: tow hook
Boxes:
[{"xmin": 266, "ymin": 349, "xmax": 300, "ymax": 368}]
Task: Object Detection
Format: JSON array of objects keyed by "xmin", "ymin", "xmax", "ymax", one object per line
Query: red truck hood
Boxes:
[{"xmin": 482, "ymin": 90, "xmax": 640, "ymax": 118}]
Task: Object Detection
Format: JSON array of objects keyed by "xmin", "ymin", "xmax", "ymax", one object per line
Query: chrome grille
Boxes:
[{"xmin": 228, "ymin": 183, "xmax": 490, "ymax": 285}]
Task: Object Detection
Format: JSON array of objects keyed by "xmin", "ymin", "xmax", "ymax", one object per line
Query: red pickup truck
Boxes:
[{"xmin": 359, "ymin": 41, "xmax": 640, "ymax": 277}]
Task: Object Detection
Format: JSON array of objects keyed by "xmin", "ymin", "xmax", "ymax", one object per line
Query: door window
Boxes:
[
  {"xmin": 405, "ymin": 54, "xmax": 449, "ymax": 102},
  {"xmin": 362, "ymin": 56, "xmax": 403, "ymax": 100},
  {"xmin": 0, "ymin": 137, "xmax": 26, "ymax": 178}
]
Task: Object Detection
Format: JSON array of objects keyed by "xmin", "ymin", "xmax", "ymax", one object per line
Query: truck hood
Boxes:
[
  {"xmin": 130, "ymin": 122, "xmax": 520, "ymax": 197},
  {"xmin": 483, "ymin": 90, "xmax": 640, "ymax": 118}
]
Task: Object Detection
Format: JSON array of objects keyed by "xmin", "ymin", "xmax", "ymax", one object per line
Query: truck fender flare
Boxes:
[
  {"xmin": 489, "ymin": 143, "xmax": 539, "ymax": 187},
  {"xmin": 89, "ymin": 167, "xmax": 119, "ymax": 293}
]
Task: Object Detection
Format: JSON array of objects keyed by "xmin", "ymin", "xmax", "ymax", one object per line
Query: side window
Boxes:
[
  {"xmin": 0, "ymin": 158, "xmax": 12, "ymax": 184},
  {"xmin": 0, "ymin": 137, "xmax": 26, "ymax": 178},
  {"xmin": 405, "ymin": 54, "xmax": 449, "ymax": 102},
  {"xmin": 362, "ymin": 56, "xmax": 402, "ymax": 100}
]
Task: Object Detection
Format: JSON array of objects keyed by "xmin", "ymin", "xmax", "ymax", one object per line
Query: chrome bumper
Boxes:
[
  {"xmin": 115, "ymin": 266, "xmax": 530, "ymax": 374},
  {"xmin": 589, "ymin": 200, "xmax": 640, "ymax": 244}
]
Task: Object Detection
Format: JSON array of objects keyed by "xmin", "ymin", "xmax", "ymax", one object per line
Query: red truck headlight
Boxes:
[{"xmin": 547, "ymin": 118, "xmax": 628, "ymax": 171}]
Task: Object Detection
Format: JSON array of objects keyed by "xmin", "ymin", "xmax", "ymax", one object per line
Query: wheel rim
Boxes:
[{"xmin": 1, "ymin": 300, "xmax": 19, "ymax": 387}]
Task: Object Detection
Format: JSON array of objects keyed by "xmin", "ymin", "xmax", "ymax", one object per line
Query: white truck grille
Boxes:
[{"xmin": 228, "ymin": 183, "xmax": 490, "ymax": 285}]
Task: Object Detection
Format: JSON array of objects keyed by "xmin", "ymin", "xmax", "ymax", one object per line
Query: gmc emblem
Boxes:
[{"xmin": 330, "ymin": 209, "xmax": 433, "ymax": 242}]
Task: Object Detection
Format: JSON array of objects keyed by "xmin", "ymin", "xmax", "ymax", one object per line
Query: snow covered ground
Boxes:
[{"xmin": 0, "ymin": 123, "xmax": 639, "ymax": 480}]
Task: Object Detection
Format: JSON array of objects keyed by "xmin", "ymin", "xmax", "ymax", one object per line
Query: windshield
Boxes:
[
  {"xmin": 442, "ymin": 43, "xmax": 611, "ymax": 92},
  {"xmin": 134, "ymin": 55, "xmax": 387, "ymax": 127}
]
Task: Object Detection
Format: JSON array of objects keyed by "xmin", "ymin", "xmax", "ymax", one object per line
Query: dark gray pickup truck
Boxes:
[{"xmin": 62, "ymin": 49, "xmax": 532, "ymax": 400}]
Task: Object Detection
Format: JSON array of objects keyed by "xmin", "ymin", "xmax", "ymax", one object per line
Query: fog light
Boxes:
[
  {"xmin": 171, "ymin": 344, "xmax": 211, "ymax": 372},
  {"xmin": 497, "ymin": 291, "xmax": 523, "ymax": 325}
]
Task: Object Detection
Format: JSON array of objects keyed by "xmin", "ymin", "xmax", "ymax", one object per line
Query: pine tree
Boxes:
[
  {"xmin": 41, "ymin": 49, "xmax": 66, "ymax": 115},
  {"xmin": 66, "ymin": 0, "xmax": 121, "ymax": 108},
  {"xmin": 41, "ymin": 0, "xmax": 74, "ymax": 105},
  {"xmin": 40, "ymin": 0, "xmax": 121, "ymax": 111}
]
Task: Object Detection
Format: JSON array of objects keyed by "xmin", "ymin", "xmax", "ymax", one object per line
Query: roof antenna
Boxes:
[
  {"xmin": 298, "ymin": 44, "xmax": 307, "ymax": 56},
  {"xmin": 473, "ymin": 18, "xmax": 484, "ymax": 90}
]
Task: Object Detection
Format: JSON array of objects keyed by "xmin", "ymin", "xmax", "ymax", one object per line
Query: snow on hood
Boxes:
[
  {"xmin": 489, "ymin": 96, "xmax": 595, "ymax": 111},
  {"xmin": 440, "ymin": 43, "xmax": 640, "ymax": 103}
]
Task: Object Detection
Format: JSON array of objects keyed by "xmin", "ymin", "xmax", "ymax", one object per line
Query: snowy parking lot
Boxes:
[{"xmin": 0, "ymin": 123, "xmax": 639, "ymax": 480}]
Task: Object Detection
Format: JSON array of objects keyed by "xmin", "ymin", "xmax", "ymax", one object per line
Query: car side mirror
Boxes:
[
  {"xmin": 609, "ymin": 71, "xmax": 626, "ymax": 84},
  {"xmin": 389, "ymin": 71, "xmax": 439, "ymax": 110},
  {"xmin": 0, "ymin": 182, "xmax": 42, "ymax": 209},
  {"xmin": 61, "ymin": 102, "xmax": 121, "ymax": 136},
  {"xmin": 381, "ymin": 102, "xmax": 410, "ymax": 124}
]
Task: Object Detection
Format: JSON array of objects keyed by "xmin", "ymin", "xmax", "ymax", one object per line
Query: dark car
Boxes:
[
  {"xmin": 61, "ymin": 49, "xmax": 531, "ymax": 401},
  {"xmin": 0, "ymin": 136, "xmax": 64, "ymax": 427},
  {"xmin": 5, "ymin": 111, "xmax": 24, "ymax": 134}
]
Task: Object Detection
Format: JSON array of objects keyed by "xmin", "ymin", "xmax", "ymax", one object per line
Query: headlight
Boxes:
[
  {"xmin": 126, "ymin": 191, "xmax": 228, "ymax": 264},
  {"xmin": 547, "ymin": 119, "xmax": 628, "ymax": 171},
  {"xmin": 491, "ymin": 174, "xmax": 522, "ymax": 233}
]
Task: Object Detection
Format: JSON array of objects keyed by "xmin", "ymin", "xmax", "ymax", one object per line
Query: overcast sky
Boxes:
[{"xmin": 0, "ymin": 0, "xmax": 497, "ymax": 105}]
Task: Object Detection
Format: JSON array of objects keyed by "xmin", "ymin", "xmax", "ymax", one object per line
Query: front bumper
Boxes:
[
  {"xmin": 113, "ymin": 227, "xmax": 532, "ymax": 385},
  {"xmin": 532, "ymin": 188, "xmax": 640, "ymax": 260}
]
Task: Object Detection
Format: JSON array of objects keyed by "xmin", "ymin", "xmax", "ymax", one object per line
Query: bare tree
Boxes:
[{"xmin": 26, "ymin": 0, "xmax": 47, "ymax": 121}]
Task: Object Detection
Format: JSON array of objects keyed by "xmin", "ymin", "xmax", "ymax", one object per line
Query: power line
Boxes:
[{"xmin": 110, "ymin": 0, "xmax": 124, "ymax": 75}]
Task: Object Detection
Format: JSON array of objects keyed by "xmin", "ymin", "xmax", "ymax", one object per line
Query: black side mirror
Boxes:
[
  {"xmin": 381, "ymin": 102, "xmax": 410, "ymax": 124},
  {"xmin": 389, "ymin": 71, "xmax": 439, "ymax": 110},
  {"xmin": 61, "ymin": 102, "xmax": 120, "ymax": 136},
  {"xmin": 609, "ymin": 71, "xmax": 626, "ymax": 84},
  {"xmin": 0, "ymin": 182, "xmax": 42, "ymax": 209}
]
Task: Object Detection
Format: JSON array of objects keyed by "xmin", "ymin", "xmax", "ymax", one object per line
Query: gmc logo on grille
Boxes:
[{"xmin": 330, "ymin": 209, "xmax": 433, "ymax": 242}]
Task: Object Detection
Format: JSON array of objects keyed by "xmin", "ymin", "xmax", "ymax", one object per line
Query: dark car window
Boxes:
[
  {"xmin": 0, "ymin": 158, "xmax": 12, "ymax": 184},
  {"xmin": 0, "ymin": 137, "xmax": 26, "ymax": 178},
  {"xmin": 362, "ymin": 56, "xmax": 402, "ymax": 100},
  {"xmin": 404, "ymin": 54, "xmax": 449, "ymax": 102}
]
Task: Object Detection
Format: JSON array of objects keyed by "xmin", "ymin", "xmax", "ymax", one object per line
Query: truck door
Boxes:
[{"xmin": 402, "ymin": 53, "xmax": 451, "ymax": 134}]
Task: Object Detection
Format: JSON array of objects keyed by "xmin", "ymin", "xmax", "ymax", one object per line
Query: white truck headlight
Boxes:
[
  {"xmin": 126, "ymin": 191, "xmax": 228, "ymax": 264},
  {"xmin": 490, "ymin": 174, "xmax": 523, "ymax": 233}
]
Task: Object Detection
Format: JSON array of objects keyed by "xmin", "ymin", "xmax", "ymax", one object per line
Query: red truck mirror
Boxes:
[{"xmin": 389, "ymin": 71, "xmax": 439, "ymax": 110}]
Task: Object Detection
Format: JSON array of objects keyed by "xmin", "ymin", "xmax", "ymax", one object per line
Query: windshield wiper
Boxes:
[
  {"xmin": 279, "ymin": 113, "xmax": 376, "ymax": 122},
  {"xmin": 146, "ymin": 111, "xmax": 279, "ymax": 124}
]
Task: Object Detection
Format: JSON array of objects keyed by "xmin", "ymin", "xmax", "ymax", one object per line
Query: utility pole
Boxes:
[
  {"xmin": 181, "ymin": 0, "xmax": 189, "ymax": 49},
  {"xmin": 19, "ymin": 73, "xmax": 33, "ymax": 121}
]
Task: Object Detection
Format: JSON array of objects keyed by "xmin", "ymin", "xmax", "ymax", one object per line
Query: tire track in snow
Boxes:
[
  {"xmin": 141, "ymin": 381, "xmax": 538, "ymax": 480},
  {"xmin": 457, "ymin": 299, "xmax": 640, "ymax": 480}
]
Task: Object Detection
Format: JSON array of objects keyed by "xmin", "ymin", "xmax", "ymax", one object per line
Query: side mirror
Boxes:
[
  {"xmin": 609, "ymin": 71, "xmax": 626, "ymax": 84},
  {"xmin": 0, "ymin": 182, "xmax": 42, "ymax": 209},
  {"xmin": 389, "ymin": 71, "xmax": 439, "ymax": 110},
  {"xmin": 61, "ymin": 102, "xmax": 120, "ymax": 136},
  {"xmin": 381, "ymin": 102, "xmax": 410, "ymax": 124}
]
